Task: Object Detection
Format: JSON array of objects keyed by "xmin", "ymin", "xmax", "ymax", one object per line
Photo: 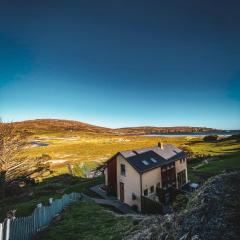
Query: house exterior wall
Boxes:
[
  {"xmin": 104, "ymin": 152, "xmax": 189, "ymax": 212},
  {"xmin": 142, "ymin": 167, "xmax": 162, "ymax": 196},
  {"xmin": 175, "ymin": 158, "xmax": 188, "ymax": 188},
  {"xmin": 106, "ymin": 156, "xmax": 117, "ymax": 196},
  {"xmin": 116, "ymin": 155, "xmax": 141, "ymax": 211}
]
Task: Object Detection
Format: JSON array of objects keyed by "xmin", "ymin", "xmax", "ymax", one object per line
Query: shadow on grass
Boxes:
[{"xmin": 0, "ymin": 174, "xmax": 104, "ymax": 222}]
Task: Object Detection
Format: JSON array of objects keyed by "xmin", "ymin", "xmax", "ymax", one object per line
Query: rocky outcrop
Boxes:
[{"xmin": 124, "ymin": 171, "xmax": 240, "ymax": 240}]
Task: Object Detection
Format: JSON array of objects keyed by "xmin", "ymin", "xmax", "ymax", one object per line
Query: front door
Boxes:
[{"xmin": 119, "ymin": 182, "xmax": 124, "ymax": 202}]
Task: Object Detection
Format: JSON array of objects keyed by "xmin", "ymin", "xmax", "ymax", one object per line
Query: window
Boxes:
[
  {"xmin": 177, "ymin": 170, "xmax": 186, "ymax": 188},
  {"xmin": 150, "ymin": 158, "xmax": 157, "ymax": 163},
  {"xmin": 120, "ymin": 164, "xmax": 126, "ymax": 176},
  {"xmin": 143, "ymin": 189, "xmax": 148, "ymax": 196},
  {"xmin": 132, "ymin": 193, "xmax": 137, "ymax": 200},
  {"xmin": 142, "ymin": 160, "xmax": 149, "ymax": 165},
  {"xmin": 156, "ymin": 182, "xmax": 160, "ymax": 188},
  {"xmin": 150, "ymin": 186, "xmax": 154, "ymax": 193}
]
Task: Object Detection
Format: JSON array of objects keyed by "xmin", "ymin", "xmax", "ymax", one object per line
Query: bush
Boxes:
[
  {"xmin": 72, "ymin": 163, "xmax": 90, "ymax": 178},
  {"xmin": 203, "ymin": 135, "xmax": 218, "ymax": 142},
  {"xmin": 172, "ymin": 194, "xmax": 188, "ymax": 212}
]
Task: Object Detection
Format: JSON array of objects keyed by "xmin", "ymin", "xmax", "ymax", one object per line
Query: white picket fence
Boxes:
[{"xmin": 0, "ymin": 192, "xmax": 81, "ymax": 240}]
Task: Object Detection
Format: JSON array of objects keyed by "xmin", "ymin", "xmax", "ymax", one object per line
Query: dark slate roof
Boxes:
[{"xmin": 119, "ymin": 144, "xmax": 186, "ymax": 173}]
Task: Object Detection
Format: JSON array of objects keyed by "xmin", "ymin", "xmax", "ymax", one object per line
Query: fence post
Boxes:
[
  {"xmin": 0, "ymin": 223, "xmax": 3, "ymax": 240},
  {"xmin": 5, "ymin": 219, "xmax": 10, "ymax": 240},
  {"xmin": 37, "ymin": 203, "xmax": 42, "ymax": 208}
]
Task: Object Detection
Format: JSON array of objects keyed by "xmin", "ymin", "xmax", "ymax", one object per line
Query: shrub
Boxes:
[
  {"xmin": 72, "ymin": 163, "xmax": 90, "ymax": 178},
  {"xmin": 172, "ymin": 194, "xmax": 188, "ymax": 212},
  {"xmin": 203, "ymin": 135, "xmax": 218, "ymax": 142}
]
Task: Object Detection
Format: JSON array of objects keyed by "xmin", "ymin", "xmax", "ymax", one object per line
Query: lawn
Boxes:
[
  {"xmin": 186, "ymin": 139, "xmax": 240, "ymax": 182},
  {"xmin": 39, "ymin": 202, "xmax": 137, "ymax": 240},
  {"xmin": 195, "ymin": 152, "xmax": 240, "ymax": 174}
]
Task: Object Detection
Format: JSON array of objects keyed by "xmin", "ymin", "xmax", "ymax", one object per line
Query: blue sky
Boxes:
[{"xmin": 0, "ymin": 1, "xmax": 240, "ymax": 129}]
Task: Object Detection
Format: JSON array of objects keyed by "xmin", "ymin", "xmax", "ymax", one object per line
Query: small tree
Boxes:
[
  {"xmin": 0, "ymin": 121, "xmax": 37, "ymax": 198},
  {"xmin": 72, "ymin": 163, "xmax": 90, "ymax": 178},
  {"xmin": 172, "ymin": 194, "xmax": 188, "ymax": 212}
]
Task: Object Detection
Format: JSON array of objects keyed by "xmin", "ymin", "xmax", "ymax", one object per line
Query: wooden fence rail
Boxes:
[{"xmin": 0, "ymin": 192, "xmax": 81, "ymax": 240}]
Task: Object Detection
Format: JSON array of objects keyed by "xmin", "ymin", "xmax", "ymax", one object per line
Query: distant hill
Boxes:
[
  {"xmin": 11, "ymin": 119, "xmax": 219, "ymax": 135},
  {"xmin": 13, "ymin": 119, "xmax": 114, "ymax": 134},
  {"xmin": 115, "ymin": 126, "xmax": 218, "ymax": 135}
]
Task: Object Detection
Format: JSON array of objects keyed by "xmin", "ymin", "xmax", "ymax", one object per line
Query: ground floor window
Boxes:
[
  {"xmin": 144, "ymin": 189, "xmax": 148, "ymax": 196},
  {"xmin": 132, "ymin": 193, "xmax": 137, "ymax": 200}
]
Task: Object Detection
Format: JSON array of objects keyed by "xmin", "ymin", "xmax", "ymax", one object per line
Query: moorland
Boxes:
[{"xmin": 1, "ymin": 119, "xmax": 240, "ymax": 239}]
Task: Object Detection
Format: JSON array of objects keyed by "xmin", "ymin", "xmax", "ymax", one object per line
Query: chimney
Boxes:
[{"xmin": 158, "ymin": 142, "xmax": 163, "ymax": 149}]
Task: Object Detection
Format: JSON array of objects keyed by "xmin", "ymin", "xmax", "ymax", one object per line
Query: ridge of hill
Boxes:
[
  {"xmin": 12, "ymin": 119, "xmax": 114, "ymax": 134},
  {"xmin": 12, "ymin": 119, "xmax": 218, "ymax": 135}
]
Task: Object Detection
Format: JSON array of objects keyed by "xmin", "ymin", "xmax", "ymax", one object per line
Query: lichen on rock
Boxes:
[{"xmin": 124, "ymin": 171, "xmax": 240, "ymax": 240}]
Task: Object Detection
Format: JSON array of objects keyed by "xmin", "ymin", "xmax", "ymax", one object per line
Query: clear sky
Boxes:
[{"xmin": 0, "ymin": 0, "xmax": 239, "ymax": 129}]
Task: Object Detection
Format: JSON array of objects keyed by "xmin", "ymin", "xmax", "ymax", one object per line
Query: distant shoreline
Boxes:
[{"xmin": 144, "ymin": 131, "xmax": 240, "ymax": 137}]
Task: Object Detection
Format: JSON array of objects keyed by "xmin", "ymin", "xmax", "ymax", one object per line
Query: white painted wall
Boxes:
[
  {"xmin": 105, "ymin": 153, "xmax": 189, "ymax": 211},
  {"xmin": 142, "ymin": 167, "xmax": 161, "ymax": 196},
  {"xmin": 116, "ymin": 155, "xmax": 141, "ymax": 211}
]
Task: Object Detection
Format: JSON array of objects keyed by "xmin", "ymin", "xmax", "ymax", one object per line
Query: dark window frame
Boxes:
[
  {"xmin": 143, "ymin": 189, "xmax": 148, "ymax": 196},
  {"xmin": 120, "ymin": 164, "xmax": 126, "ymax": 176}
]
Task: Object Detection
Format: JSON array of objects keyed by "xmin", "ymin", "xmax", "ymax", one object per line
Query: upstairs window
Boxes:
[
  {"xmin": 120, "ymin": 164, "xmax": 126, "ymax": 176},
  {"xmin": 150, "ymin": 186, "xmax": 154, "ymax": 193}
]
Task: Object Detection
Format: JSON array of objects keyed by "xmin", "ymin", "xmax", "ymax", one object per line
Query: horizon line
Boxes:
[{"xmin": 3, "ymin": 117, "xmax": 240, "ymax": 131}]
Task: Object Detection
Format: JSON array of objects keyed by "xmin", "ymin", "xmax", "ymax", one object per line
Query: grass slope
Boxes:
[
  {"xmin": 0, "ymin": 175, "xmax": 103, "ymax": 221},
  {"xmin": 39, "ymin": 202, "xmax": 136, "ymax": 240}
]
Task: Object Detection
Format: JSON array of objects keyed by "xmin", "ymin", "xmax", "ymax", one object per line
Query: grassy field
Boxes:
[
  {"xmin": 38, "ymin": 202, "xmax": 137, "ymax": 240},
  {"xmin": 22, "ymin": 131, "xmax": 188, "ymax": 176},
  {"xmin": 21, "ymin": 130, "xmax": 240, "ymax": 179},
  {"xmin": 2, "ymin": 129, "xmax": 240, "ymax": 221},
  {"xmin": 195, "ymin": 152, "xmax": 240, "ymax": 174}
]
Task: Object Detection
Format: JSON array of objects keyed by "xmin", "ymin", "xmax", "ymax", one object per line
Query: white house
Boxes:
[{"xmin": 104, "ymin": 142, "xmax": 188, "ymax": 212}]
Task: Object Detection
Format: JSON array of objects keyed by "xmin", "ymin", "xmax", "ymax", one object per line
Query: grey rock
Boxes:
[{"xmin": 124, "ymin": 171, "xmax": 240, "ymax": 240}]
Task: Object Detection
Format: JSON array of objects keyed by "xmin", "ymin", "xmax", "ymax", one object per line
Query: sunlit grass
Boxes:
[
  {"xmin": 39, "ymin": 202, "xmax": 136, "ymax": 240},
  {"xmin": 21, "ymin": 130, "xmax": 240, "ymax": 178}
]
